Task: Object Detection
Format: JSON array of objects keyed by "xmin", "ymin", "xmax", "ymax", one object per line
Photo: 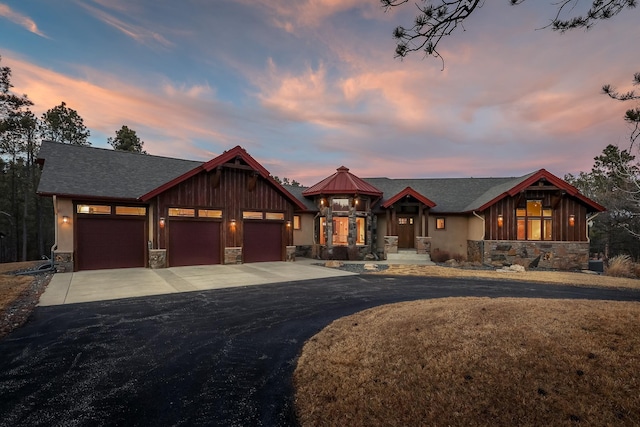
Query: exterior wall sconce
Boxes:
[
  {"xmin": 286, "ymin": 220, "xmax": 291, "ymax": 228},
  {"xmin": 159, "ymin": 217, "xmax": 165, "ymax": 228},
  {"xmin": 230, "ymin": 219, "xmax": 236, "ymax": 227},
  {"xmin": 62, "ymin": 216, "xmax": 70, "ymax": 224},
  {"xmin": 320, "ymin": 198, "xmax": 325, "ymax": 206},
  {"xmin": 497, "ymin": 214, "xmax": 503, "ymax": 228},
  {"xmin": 569, "ymin": 214, "xmax": 575, "ymax": 227}
]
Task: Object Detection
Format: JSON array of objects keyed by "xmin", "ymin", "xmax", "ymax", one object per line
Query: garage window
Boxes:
[
  {"xmin": 77, "ymin": 204, "xmax": 111, "ymax": 214},
  {"xmin": 243, "ymin": 211, "xmax": 263, "ymax": 220},
  {"xmin": 169, "ymin": 208, "xmax": 195, "ymax": 217},
  {"xmin": 265, "ymin": 212, "xmax": 284, "ymax": 220},
  {"xmin": 198, "ymin": 209, "xmax": 223, "ymax": 218},
  {"xmin": 115, "ymin": 206, "xmax": 146, "ymax": 216}
]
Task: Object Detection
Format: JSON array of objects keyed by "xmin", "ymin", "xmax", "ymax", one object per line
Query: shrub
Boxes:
[
  {"xmin": 606, "ymin": 255, "xmax": 634, "ymax": 278},
  {"xmin": 431, "ymin": 249, "xmax": 450, "ymax": 263}
]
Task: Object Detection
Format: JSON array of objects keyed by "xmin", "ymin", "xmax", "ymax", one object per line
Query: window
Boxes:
[
  {"xmin": 265, "ymin": 212, "xmax": 285, "ymax": 220},
  {"xmin": 169, "ymin": 208, "xmax": 195, "ymax": 217},
  {"xmin": 331, "ymin": 198, "xmax": 350, "ymax": 212},
  {"xmin": 398, "ymin": 218, "xmax": 413, "ymax": 225},
  {"xmin": 198, "ymin": 209, "xmax": 223, "ymax": 218},
  {"xmin": 77, "ymin": 204, "xmax": 111, "ymax": 214},
  {"xmin": 293, "ymin": 215, "xmax": 301, "ymax": 230},
  {"xmin": 436, "ymin": 218, "xmax": 445, "ymax": 229},
  {"xmin": 517, "ymin": 200, "xmax": 552, "ymax": 240},
  {"xmin": 115, "ymin": 206, "xmax": 146, "ymax": 216},
  {"xmin": 319, "ymin": 216, "xmax": 366, "ymax": 245},
  {"xmin": 243, "ymin": 211, "xmax": 263, "ymax": 220}
]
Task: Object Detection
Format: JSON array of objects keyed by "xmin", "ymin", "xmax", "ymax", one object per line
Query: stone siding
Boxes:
[
  {"xmin": 54, "ymin": 251, "xmax": 73, "ymax": 272},
  {"xmin": 482, "ymin": 240, "xmax": 590, "ymax": 270},
  {"xmin": 149, "ymin": 249, "xmax": 167, "ymax": 269},
  {"xmin": 467, "ymin": 240, "xmax": 484, "ymax": 263},
  {"xmin": 286, "ymin": 246, "xmax": 296, "ymax": 262},
  {"xmin": 224, "ymin": 247, "xmax": 243, "ymax": 264},
  {"xmin": 415, "ymin": 236, "xmax": 432, "ymax": 255},
  {"xmin": 295, "ymin": 245, "xmax": 314, "ymax": 258},
  {"xmin": 383, "ymin": 236, "xmax": 398, "ymax": 260}
]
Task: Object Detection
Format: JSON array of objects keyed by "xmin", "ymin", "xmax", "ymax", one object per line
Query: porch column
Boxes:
[
  {"xmin": 386, "ymin": 209, "xmax": 391, "ymax": 235},
  {"xmin": 418, "ymin": 204, "xmax": 424, "ymax": 237}
]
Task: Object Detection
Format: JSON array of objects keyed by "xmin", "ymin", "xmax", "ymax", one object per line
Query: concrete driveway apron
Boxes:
[{"xmin": 39, "ymin": 260, "xmax": 358, "ymax": 305}]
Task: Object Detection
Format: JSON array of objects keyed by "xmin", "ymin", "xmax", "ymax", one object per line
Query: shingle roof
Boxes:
[
  {"xmin": 363, "ymin": 176, "xmax": 530, "ymax": 213},
  {"xmin": 37, "ymin": 141, "xmax": 202, "ymax": 200}
]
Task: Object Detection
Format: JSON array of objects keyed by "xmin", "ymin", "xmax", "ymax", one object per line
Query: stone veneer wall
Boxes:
[
  {"xmin": 224, "ymin": 247, "xmax": 243, "ymax": 264},
  {"xmin": 481, "ymin": 240, "xmax": 590, "ymax": 270},
  {"xmin": 415, "ymin": 237, "xmax": 432, "ymax": 255},
  {"xmin": 286, "ymin": 246, "xmax": 296, "ymax": 262},
  {"xmin": 54, "ymin": 251, "xmax": 73, "ymax": 272},
  {"xmin": 383, "ymin": 236, "xmax": 398, "ymax": 260},
  {"xmin": 295, "ymin": 245, "xmax": 314, "ymax": 258},
  {"xmin": 149, "ymin": 249, "xmax": 167, "ymax": 269}
]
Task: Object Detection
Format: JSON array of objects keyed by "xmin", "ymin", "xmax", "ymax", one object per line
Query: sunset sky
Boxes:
[{"xmin": 1, "ymin": 1, "xmax": 638, "ymax": 185}]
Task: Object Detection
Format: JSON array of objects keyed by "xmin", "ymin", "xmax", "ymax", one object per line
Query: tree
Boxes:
[
  {"xmin": 381, "ymin": 0, "xmax": 636, "ymax": 61},
  {"xmin": 603, "ymin": 72, "xmax": 640, "ymax": 149},
  {"xmin": 108, "ymin": 125, "xmax": 147, "ymax": 153},
  {"xmin": 272, "ymin": 176, "xmax": 303, "ymax": 187},
  {"xmin": 40, "ymin": 101, "xmax": 91, "ymax": 145}
]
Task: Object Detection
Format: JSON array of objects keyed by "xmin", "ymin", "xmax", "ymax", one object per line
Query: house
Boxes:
[{"xmin": 37, "ymin": 141, "xmax": 605, "ymax": 271}]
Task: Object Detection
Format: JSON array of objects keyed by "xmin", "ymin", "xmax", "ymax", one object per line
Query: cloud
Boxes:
[
  {"xmin": 0, "ymin": 3, "xmax": 48, "ymax": 38},
  {"xmin": 78, "ymin": 2, "xmax": 173, "ymax": 49}
]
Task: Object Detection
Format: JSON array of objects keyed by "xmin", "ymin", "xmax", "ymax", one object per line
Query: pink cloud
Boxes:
[{"xmin": 0, "ymin": 3, "xmax": 48, "ymax": 38}]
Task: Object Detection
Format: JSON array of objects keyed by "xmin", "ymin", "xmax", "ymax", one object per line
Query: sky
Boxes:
[{"xmin": 0, "ymin": 1, "xmax": 638, "ymax": 185}]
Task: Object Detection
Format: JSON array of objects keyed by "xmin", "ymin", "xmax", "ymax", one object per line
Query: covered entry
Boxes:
[
  {"xmin": 76, "ymin": 216, "xmax": 146, "ymax": 271},
  {"xmin": 168, "ymin": 220, "xmax": 221, "ymax": 266},
  {"xmin": 243, "ymin": 222, "xmax": 283, "ymax": 262}
]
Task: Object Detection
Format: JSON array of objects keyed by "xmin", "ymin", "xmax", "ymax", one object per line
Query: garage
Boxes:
[
  {"xmin": 243, "ymin": 222, "xmax": 283, "ymax": 262},
  {"xmin": 76, "ymin": 217, "xmax": 146, "ymax": 270},
  {"xmin": 168, "ymin": 220, "xmax": 221, "ymax": 266}
]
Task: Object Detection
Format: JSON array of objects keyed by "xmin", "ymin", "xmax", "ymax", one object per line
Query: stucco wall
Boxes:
[
  {"xmin": 429, "ymin": 215, "xmax": 469, "ymax": 259},
  {"xmin": 467, "ymin": 214, "xmax": 484, "ymax": 240},
  {"xmin": 293, "ymin": 213, "xmax": 315, "ymax": 246},
  {"xmin": 56, "ymin": 198, "xmax": 74, "ymax": 252}
]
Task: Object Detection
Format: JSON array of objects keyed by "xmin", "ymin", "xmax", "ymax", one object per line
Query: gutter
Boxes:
[{"xmin": 472, "ymin": 211, "xmax": 485, "ymax": 240}]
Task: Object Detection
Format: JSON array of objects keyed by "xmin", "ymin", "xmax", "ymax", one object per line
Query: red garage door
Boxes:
[
  {"xmin": 76, "ymin": 217, "xmax": 146, "ymax": 270},
  {"xmin": 243, "ymin": 222, "xmax": 283, "ymax": 263},
  {"xmin": 168, "ymin": 220, "xmax": 221, "ymax": 267}
]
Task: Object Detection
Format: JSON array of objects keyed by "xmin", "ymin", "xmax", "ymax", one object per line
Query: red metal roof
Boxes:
[{"xmin": 302, "ymin": 166, "xmax": 383, "ymax": 197}]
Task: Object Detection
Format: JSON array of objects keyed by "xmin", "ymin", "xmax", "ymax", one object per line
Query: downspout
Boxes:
[
  {"xmin": 472, "ymin": 211, "xmax": 485, "ymax": 240},
  {"xmin": 50, "ymin": 195, "xmax": 58, "ymax": 268},
  {"xmin": 586, "ymin": 212, "xmax": 601, "ymax": 243}
]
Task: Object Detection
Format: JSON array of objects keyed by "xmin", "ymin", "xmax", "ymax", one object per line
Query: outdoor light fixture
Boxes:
[
  {"xmin": 497, "ymin": 214, "xmax": 504, "ymax": 228},
  {"xmin": 569, "ymin": 214, "xmax": 575, "ymax": 227},
  {"xmin": 286, "ymin": 220, "xmax": 292, "ymax": 228},
  {"xmin": 159, "ymin": 217, "xmax": 165, "ymax": 228},
  {"xmin": 230, "ymin": 219, "xmax": 236, "ymax": 227},
  {"xmin": 62, "ymin": 216, "xmax": 69, "ymax": 224}
]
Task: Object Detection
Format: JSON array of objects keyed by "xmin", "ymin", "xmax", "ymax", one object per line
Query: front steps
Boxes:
[{"xmin": 385, "ymin": 249, "xmax": 435, "ymax": 265}]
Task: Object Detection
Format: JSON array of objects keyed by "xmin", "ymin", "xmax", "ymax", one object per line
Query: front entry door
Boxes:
[{"xmin": 398, "ymin": 217, "xmax": 415, "ymax": 249}]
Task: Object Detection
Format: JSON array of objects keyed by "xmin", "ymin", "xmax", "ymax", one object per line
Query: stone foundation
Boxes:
[
  {"xmin": 286, "ymin": 246, "xmax": 296, "ymax": 262},
  {"xmin": 467, "ymin": 240, "xmax": 484, "ymax": 263},
  {"xmin": 295, "ymin": 245, "xmax": 314, "ymax": 258},
  {"xmin": 149, "ymin": 249, "xmax": 167, "ymax": 269},
  {"xmin": 383, "ymin": 236, "xmax": 398, "ymax": 260},
  {"xmin": 482, "ymin": 240, "xmax": 590, "ymax": 270},
  {"xmin": 318, "ymin": 245, "xmax": 374, "ymax": 260},
  {"xmin": 54, "ymin": 251, "xmax": 73, "ymax": 272},
  {"xmin": 415, "ymin": 236, "xmax": 432, "ymax": 255},
  {"xmin": 224, "ymin": 247, "xmax": 243, "ymax": 264}
]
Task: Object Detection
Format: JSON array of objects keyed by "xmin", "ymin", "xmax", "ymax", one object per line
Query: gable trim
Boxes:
[{"xmin": 381, "ymin": 187, "xmax": 437, "ymax": 209}]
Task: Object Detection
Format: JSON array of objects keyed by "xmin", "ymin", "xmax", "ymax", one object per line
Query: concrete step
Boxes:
[{"xmin": 385, "ymin": 251, "xmax": 435, "ymax": 265}]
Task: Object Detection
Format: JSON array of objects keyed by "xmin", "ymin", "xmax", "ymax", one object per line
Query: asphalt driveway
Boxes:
[{"xmin": 1, "ymin": 274, "xmax": 639, "ymax": 426}]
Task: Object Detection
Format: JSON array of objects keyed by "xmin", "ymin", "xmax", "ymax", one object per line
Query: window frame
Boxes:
[{"xmin": 516, "ymin": 200, "xmax": 553, "ymax": 241}]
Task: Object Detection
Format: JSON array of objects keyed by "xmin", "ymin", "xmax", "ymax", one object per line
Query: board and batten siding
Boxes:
[
  {"xmin": 484, "ymin": 191, "xmax": 588, "ymax": 241},
  {"xmin": 154, "ymin": 167, "xmax": 295, "ymax": 249}
]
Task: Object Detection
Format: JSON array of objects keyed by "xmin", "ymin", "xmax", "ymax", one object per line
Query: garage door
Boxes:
[
  {"xmin": 76, "ymin": 217, "xmax": 146, "ymax": 270},
  {"xmin": 168, "ymin": 220, "xmax": 221, "ymax": 266},
  {"xmin": 243, "ymin": 222, "xmax": 283, "ymax": 262}
]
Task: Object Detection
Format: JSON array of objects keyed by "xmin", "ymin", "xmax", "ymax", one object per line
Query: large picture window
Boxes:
[
  {"xmin": 517, "ymin": 200, "xmax": 552, "ymax": 240},
  {"xmin": 319, "ymin": 217, "xmax": 366, "ymax": 245}
]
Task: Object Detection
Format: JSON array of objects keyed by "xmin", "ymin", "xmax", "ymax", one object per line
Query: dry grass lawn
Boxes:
[
  {"xmin": 378, "ymin": 264, "xmax": 640, "ymax": 290},
  {"xmin": 0, "ymin": 261, "xmax": 41, "ymax": 308},
  {"xmin": 295, "ymin": 298, "xmax": 640, "ymax": 426}
]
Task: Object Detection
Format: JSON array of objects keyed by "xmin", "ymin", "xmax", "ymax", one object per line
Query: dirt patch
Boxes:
[
  {"xmin": 377, "ymin": 264, "xmax": 640, "ymax": 290},
  {"xmin": 295, "ymin": 297, "xmax": 640, "ymax": 426}
]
